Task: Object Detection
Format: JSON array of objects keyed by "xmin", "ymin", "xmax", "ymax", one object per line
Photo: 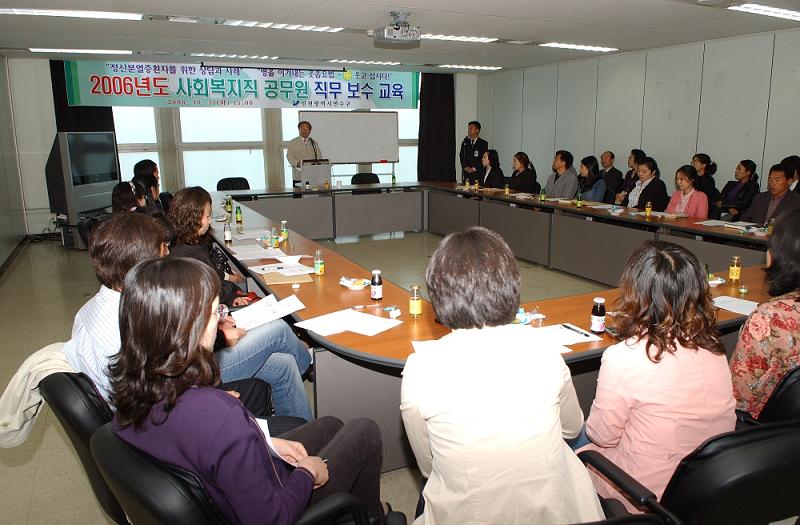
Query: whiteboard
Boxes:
[{"xmin": 298, "ymin": 111, "xmax": 399, "ymax": 164}]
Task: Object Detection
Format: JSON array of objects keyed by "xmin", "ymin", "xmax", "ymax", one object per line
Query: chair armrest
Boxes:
[
  {"xmin": 577, "ymin": 451, "xmax": 682, "ymax": 524},
  {"xmin": 296, "ymin": 492, "xmax": 370, "ymax": 525},
  {"xmin": 579, "ymin": 451, "xmax": 656, "ymax": 506}
]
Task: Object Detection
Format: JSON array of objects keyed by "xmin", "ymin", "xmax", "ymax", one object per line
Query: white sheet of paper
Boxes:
[
  {"xmin": 695, "ymin": 220, "xmax": 728, "ymax": 227},
  {"xmin": 723, "ymin": 221, "xmax": 757, "ymax": 230},
  {"xmin": 295, "ymin": 308, "xmax": 402, "ymax": 337},
  {"xmin": 253, "ymin": 418, "xmax": 294, "ymax": 465},
  {"xmin": 250, "ymin": 262, "xmax": 314, "ymax": 276},
  {"xmin": 230, "ymin": 244, "xmax": 286, "ymax": 260},
  {"xmin": 276, "ymin": 255, "xmax": 304, "ymax": 264},
  {"xmin": 231, "ymin": 294, "xmax": 305, "ymax": 331},
  {"xmin": 713, "ymin": 296, "xmax": 759, "ymax": 316},
  {"xmin": 589, "ymin": 204, "xmax": 613, "ymax": 209},
  {"xmin": 527, "ymin": 323, "xmax": 602, "ymax": 346}
]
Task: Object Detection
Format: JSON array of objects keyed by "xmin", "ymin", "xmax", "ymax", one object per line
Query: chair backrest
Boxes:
[
  {"xmin": 660, "ymin": 420, "xmax": 800, "ymax": 524},
  {"xmin": 91, "ymin": 424, "xmax": 228, "ymax": 525},
  {"xmin": 758, "ymin": 365, "xmax": 800, "ymax": 423},
  {"xmin": 351, "ymin": 173, "xmax": 380, "ymax": 185},
  {"xmin": 216, "ymin": 177, "xmax": 251, "ymax": 191},
  {"xmin": 76, "ymin": 218, "xmax": 97, "ymax": 247},
  {"xmin": 38, "ymin": 372, "xmax": 127, "ymax": 524}
]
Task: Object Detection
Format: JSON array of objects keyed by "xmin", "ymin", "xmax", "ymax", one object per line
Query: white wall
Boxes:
[
  {"xmin": 477, "ymin": 27, "xmax": 800, "ymax": 193},
  {"xmin": 8, "ymin": 59, "xmax": 56, "ymax": 234}
]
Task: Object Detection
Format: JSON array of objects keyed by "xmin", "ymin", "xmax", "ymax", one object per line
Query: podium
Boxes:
[{"xmin": 301, "ymin": 159, "xmax": 331, "ymax": 187}]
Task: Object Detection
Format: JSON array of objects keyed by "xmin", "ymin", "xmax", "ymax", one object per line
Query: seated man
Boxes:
[
  {"xmin": 544, "ymin": 150, "xmax": 579, "ymax": 199},
  {"xmin": 62, "ymin": 213, "xmax": 313, "ymax": 420},
  {"xmin": 740, "ymin": 163, "xmax": 800, "ymax": 225}
]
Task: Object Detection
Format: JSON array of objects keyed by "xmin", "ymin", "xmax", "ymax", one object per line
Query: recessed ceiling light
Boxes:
[
  {"xmin": 30, "ymin": 48, "xmax": 133, "ymax": 54},
  {"xmin": 166, "ymin": 15, "xmax": 200, "ymax": 23},
  {"xmin": 421, "ymin": 33, "xmax": 498, "ymax": 43},
  {"xmin": 437, "ymin": 64, "xmax": 502, "ymax": 71},
  {"xmin": 0, "ymin": 8, "xmax": 143, "ymax": 20},
  {"xmin": 727, "ymin": 3, "xmax": 800, "ymax": 21},
  {"xmin": 538, "ymin": 42, "xmax": 618, "ymax": 52},
  {"xmin": 190, "ymin": 52, "xmax": 279, "ymax": 60},
  {"xmin": 328, "ymin": 59, "xmax": 402, "ymax": 66}
]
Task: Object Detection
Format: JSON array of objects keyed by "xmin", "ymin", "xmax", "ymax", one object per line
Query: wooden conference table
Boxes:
[
  {"xmin": 212, "ymin": 192, "xmax": 770, "ymax": 471},
  {"xmin": 229, "ymin": 181, "xmax": 768, "ymax": 286}
]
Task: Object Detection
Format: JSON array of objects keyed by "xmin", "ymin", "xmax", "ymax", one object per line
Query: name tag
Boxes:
[{"xmin": 474, "ymin": 150, "xmax": 479, "ymax": 157}]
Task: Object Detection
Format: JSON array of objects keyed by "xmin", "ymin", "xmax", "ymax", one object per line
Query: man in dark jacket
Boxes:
[
  {"xmin": 459, "ymin": 121, "xmax": 488, "ymax": 185},
  {"xmin": 600, "ymin": 151, "xmax": 623, "ymax": 204},
  {"xmin": 741, "ymin": 164, "xmax": 800, "ymax": 224}
]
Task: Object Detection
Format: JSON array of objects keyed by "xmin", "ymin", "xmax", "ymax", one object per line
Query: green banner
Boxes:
[{"xmin": 64, "ymin": 60, "xmax": 419, "ymax": 109}]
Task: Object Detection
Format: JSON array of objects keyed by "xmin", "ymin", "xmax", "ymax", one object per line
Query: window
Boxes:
[
  {"xmin": 372, "ymin": 146, "xmax": 418, "ymax": 183},
  {"xmin": 180, "ymin": 108, "xmax": 262, "ymax": 142},
  {"xmin": 183, "ymin": 149, "xmax": 265, "ymax": 193},
  {"xmin": 112, "ymin": 107, "xmax": 157, "ymax": 144}
]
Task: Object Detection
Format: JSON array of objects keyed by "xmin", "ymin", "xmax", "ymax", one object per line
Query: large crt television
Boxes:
[{"xmin": 46, "ymin": 131, "xmax": 120, "ymax": 224}]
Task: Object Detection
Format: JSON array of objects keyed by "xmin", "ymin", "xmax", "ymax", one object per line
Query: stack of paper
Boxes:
[
  {"xmin": 695, "ymin": 220, "xmax": 728, "ymax": 227},
  {"xmin": 713, "ymin": 296, "xmax": 759, "ymax": 316},
  {"xmin": 589, "ymin": 204, "xmax": 613, "ymax": 210},
  {"xmin": 723, "ymin": 221, "xmax": 757, "ymax": 230},
  {"xmin": 295, "ymin": 308, "xmax": 402, "ymax": 337},
  {"xmin": 231, "ymin": 294, "xmax": 305, "ymax": 330},
  {"xmin": 529, "ymin": 324, "xmax": 603, "ymax": 346}
]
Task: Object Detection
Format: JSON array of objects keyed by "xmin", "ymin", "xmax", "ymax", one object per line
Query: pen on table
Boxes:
[{"xmin": 561, "ymin": 323, "xmax": 590, "ymax": 337}]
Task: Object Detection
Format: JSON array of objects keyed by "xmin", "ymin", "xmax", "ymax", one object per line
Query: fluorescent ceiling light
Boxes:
[
  {"xmin": 191, "ymin": 53, "xmax": 279, "ymax": 60},
  {"xmin": 539, "ymin": 42, "xmax": 618, "ymax": 52},
  {"xmin": 421, "ymin": 33, "xmax": 498, "ymax": 43},
  {"xmin": 0, "ymin": 8, "xmax": 142, "ymax": 20},
  {"xmin": 221, "ymin": 18, "xmax": 343, "ymax": 32},
  {"xmin": 328, "ymin": 59, "xmax": 401, "ymax": 66},
  {"xmin": 30, "ymin": 48, "xmax": 133, "ymax": 55},
  {"xmin": 438, "ymin": 64, "xmax": 502, "ymax": 71},
  {"xmin": 727, "ymin": 3, "xmax": 800, "ymax": 21}
]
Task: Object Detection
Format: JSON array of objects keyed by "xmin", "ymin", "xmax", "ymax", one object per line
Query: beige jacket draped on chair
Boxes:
[{"xmin": 400, "ymin": 324, "xmax": 604, "ymax": 525}]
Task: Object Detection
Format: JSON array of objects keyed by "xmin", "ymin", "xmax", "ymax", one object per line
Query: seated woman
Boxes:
[
  {"xmin": 401, "ymin": 227, "xmax": 604, "ymax": 524},
  {"xmin": 730, "ymin": 212, "xmax": 800, "ymax": 419},
  {"xmin": 507, "ymin": 151, "xmax": 539, "ymax": 194},
  {"xmin": 615, "ymin": 149, "xmax": 646, "ymax": 204},
  {"xmin": 578, "ymin": 155, "xmax": 606, "ymax": 202},
  {"xmin": 578, "ymin": 241, "xmax": 735, "ymax": 511},
  {"xmin": 110, "ymin": 257, "xmax": 387, "ymax": 525},
  {"xmin": 621, "ymin": 157, "xmax": 669, "ymax": 211},
  {"xmin": 478, "ymin": 149, "xmax": 505, "ymax": 188},
  {"xmin": 167, "ymin": 186, "xmax": 313, "ymax": 421},
  {"xmin": 665, "ymin": 165, "xmax": 708, "ymax": 218},
  {"xmin": 692, "ymin": 153, "xmax": 720, "ymax": 218},
  {"xmin": 111, "ymin": 180, "xmax": 147, "ymax": 214},
  {"xmin": 718, "ymin": 160, "xmax": 759, "ymax": 221}
]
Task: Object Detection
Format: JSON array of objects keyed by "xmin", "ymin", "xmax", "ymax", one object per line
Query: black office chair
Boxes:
[
  {"xmin": 350, "ymin": 173, "xmax": 381, "ymax": 196},
  {"xmin": 216, "ymin": 177, "xmax": 251, "ymax": 191},
  {"xmin": 38, "ymin": 372, "xmax": 128, "ymax": 524},
  {"xmin": 578, "ymin": 419, "xmax": 800, "ymax": 524},
  {"xmin": 91, "ymin": 424, "xmax": 406, "ymax": 525},
  {"xmin": 76, "ymin": 217, "xmax": 98, "ymax": 249},
  {"xmin": 737, "ymin": 365, "xmax": 800, "ymax": 427}
]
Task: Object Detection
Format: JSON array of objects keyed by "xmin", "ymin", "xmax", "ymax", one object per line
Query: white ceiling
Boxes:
[{"xmin": 0, "ymin": 0, "xmax": 799, "ymax": 71}]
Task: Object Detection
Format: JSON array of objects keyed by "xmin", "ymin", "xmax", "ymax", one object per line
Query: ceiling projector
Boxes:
[{"xmin": 371, "ymin": 12, "xmax": 421, "ymax": 49}]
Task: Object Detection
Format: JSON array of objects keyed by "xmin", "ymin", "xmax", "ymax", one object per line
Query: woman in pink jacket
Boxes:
[
  {"xmin": 665, "ymin": 165, "xmax": 709, "ymax": 218},
  {"xmin": 579, "ymin": 241, "xmax": 735, "ymax": 512}
]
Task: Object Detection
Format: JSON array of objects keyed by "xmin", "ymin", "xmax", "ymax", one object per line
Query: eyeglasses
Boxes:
[{"xmin": 216, "ymin": 303, "xmax": 229, "ymax": 320}]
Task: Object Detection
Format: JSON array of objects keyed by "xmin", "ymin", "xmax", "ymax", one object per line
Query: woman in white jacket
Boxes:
[{"xmin": 400, "ymin": 226, "xmax": 604, "ymax": 525}]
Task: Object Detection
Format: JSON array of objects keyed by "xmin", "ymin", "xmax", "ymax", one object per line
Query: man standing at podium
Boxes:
[
  {"xmin": 459, "ymin": 121, "xmax": 488, "ymax": 185},
  {"xmin": 287, "ymin": 120, "xmax": 323, "ymax": 186}
]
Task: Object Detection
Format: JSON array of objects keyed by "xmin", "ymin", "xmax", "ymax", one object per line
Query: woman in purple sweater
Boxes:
[{"xmin": 109, "ymin": 257, "xmax": 387, "ymax": 525}]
